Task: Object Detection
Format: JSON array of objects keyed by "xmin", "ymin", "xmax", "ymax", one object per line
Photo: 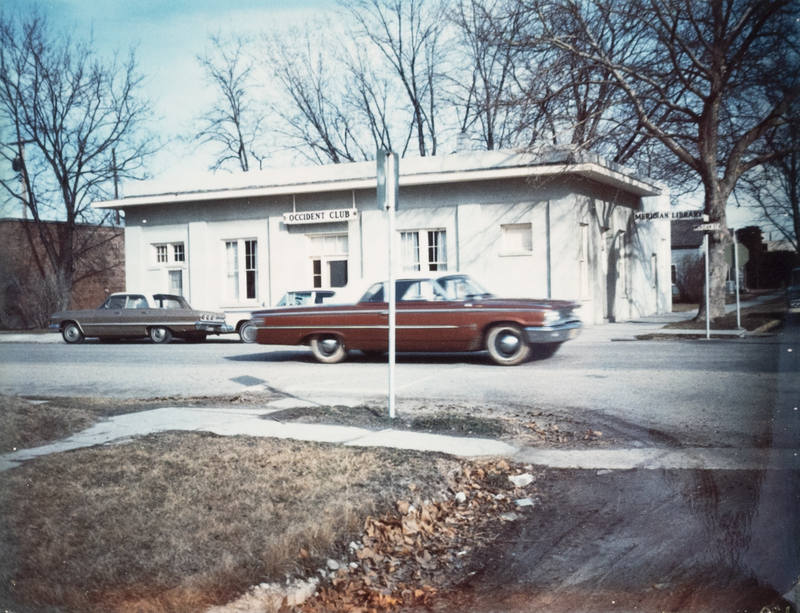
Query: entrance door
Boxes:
[
  {"xmin": 309, "ymin": 234, "xmax": 349, "ymax": 288},
  {"xmin": 605, "ymin": 231, "xmax": 625, "ymax": 322}
]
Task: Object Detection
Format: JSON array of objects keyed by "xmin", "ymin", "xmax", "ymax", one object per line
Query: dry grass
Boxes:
[
  {"xmin": 0, "ymin": 395, "xmax": 97, "ymax": 453},
  {"xmin": 0, "ymin": 431, "xmax": 459, "ymax": 613}
]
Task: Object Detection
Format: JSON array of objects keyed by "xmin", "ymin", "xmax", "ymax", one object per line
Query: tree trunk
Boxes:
[{"xmin": 696, "ymin": 183, "xmax": 732, "ymax": 322}]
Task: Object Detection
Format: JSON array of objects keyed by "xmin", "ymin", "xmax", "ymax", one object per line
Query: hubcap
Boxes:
[
  {"xmin": 497, "ymin": 332, "xmax": 519, "ymax": 356},
  {"xmin": 152, "ymin": 329, "xmax": 166, "ymax": 341},
  {"xmin": 320, "ymin": 338, "xmax": 339, "ymax": 355},
  {"xmin": 242, "ymin": 325, "xmax": 256, "ymax": 342},
  {"xmin": 65, "ymin": 326, "xmax": 80, "ymax": 341}
]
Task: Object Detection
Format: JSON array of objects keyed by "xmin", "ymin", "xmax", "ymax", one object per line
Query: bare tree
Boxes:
[
  {"xmin": 449, "ymin": 0, "xmax": 528, "ymax": 150},
  {"xmin": 341, "ymin": 0, "xmax": 446, "ymax": 156},
  {"xmin": 531, "ymin": 0, "xmax": 800, "ymax": 321},
  {"xmin": 0, "ymin": 12, "xmax": 154, "ymax": 312},
  {"xmin": 736, "ymin": 103, "xmax": 800, "ymax": 254},
  {"xmin": 261, "ymin": 29, "xmax": 369, "ymax": 164},
  {"xmin": 194, "ymin": 34, "xmax": 266, "ymax": 172}
]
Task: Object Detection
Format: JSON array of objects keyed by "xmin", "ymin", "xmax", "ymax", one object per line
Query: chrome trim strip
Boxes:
[
  {"xmin": 257, "ymin": 324, "xmax": 460, "ymax": 331},
  {"xmin": 256, "ymin": 306, "xmax": 559, "ymax": 317}
]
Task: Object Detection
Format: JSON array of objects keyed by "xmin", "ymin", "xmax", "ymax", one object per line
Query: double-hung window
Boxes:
[
  {"xmin": 152, "ymin": 242, "xmax": 186, "ymax": 296},
  {"xmin": 225, "ymin": 239, "xmax": 258, "ymax": 302},
  {"xmin": 400, "ymin": 230, "xmax": 447, "ymax": 272}
]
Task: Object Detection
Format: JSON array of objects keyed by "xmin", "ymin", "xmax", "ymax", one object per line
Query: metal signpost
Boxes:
[
  {"xmin": 693, "ymin": 220, "xmax": 719, "ymax": 339},
  {"xmin": 734, "ymin": 230, "xmax": 741, "ymax": 329},
  {"xmin": 377, "ymin": 150, "xmax": 399, "ymax": 419}
]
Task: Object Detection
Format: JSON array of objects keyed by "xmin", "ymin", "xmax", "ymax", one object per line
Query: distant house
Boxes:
[
  {"xmin": 670, "ymin": 219, "xmax": 705, "ymax": 282},
  {"xmin": 671, "ymin": 219, "xmax": 752, "ymax": 297}
]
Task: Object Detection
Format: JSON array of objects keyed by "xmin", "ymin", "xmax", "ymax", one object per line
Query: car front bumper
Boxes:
[
  {"xmin": 525, "ymin": 321, "xmax": 582, "ymax": 343},
  {"xmin": 195, "ymin": 322, "xmax": 235, "ymax": 334}
]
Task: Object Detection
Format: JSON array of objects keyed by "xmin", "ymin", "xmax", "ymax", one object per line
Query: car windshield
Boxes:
[
  {"xmin": 152, "ymin": 294, "xmax": 191, "ymax": 309},
  {"xmin": 437, "ymin": 275, "xmax": 493, "ymax": 300},
  {"xmin": 100, "ymin": 296, "xmax": 126, "ymax": 309},
  {"xmin": 359, "ymin": 275, "xmax": 492, "ymax": 302}
]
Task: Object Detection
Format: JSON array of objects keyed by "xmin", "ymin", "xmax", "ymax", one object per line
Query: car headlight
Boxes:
[{"xmin": 543, "ymin": 310, "xmax": 561, "ymax": 326}]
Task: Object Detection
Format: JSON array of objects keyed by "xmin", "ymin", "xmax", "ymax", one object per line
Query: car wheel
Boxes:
[
  {"xmin": 486, "ymin": 324, "xmax": 530, "ymax": 366},
  {"xmin": 239, "ymin": 321, "xmax": 257, "ymax": 344},
  {"xmin": 62, "ymin": 322, "xmax": 85, "ymax": 344},
  {"xmin": 310, "ymin": 335, "xmax": 347, "ymax": 364},
  {"xmin": 149, "ymin": 326, "xmax": 172, "ymax": 344}
]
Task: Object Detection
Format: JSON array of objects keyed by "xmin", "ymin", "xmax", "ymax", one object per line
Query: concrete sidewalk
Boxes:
[
  {"xmin": 575, "ymin": 292, "xmax": 783, "ymax": 341},
  {"xmin": 3, "ymin": 400, "xmax": 797, "ymax": 473}
]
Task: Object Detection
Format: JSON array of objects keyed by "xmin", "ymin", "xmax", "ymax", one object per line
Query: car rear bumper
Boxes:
[
  {"xmin": 48, "ymin": 324, "xmax": 61, "ymax": 332},
  {"xmin": 524, "ymin": 321, "xmax": 582, "ymax": 344},
  {"xmin": 195, "ymin": 322, "xmax": 235, "ymax": 334}
]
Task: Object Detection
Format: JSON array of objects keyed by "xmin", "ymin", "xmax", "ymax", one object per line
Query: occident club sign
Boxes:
[{"xmin": 283, "ymin": 209, "xmax": 359, "ymax": 225}]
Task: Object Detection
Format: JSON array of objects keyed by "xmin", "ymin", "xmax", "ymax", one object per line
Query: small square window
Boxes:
[
  {"xmin": 501, "ymin": 224, "xmax": 532, "ymax": 253},
  {"xmin": 155, "ymin": 245, "xmax": 167, "ymax": 263},
  {"xmin": 173, "ymin": 243, "xmax": 185, "ymax": 262}
]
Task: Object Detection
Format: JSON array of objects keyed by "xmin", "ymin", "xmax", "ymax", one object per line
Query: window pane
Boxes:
[
  {"xmin": 401, "ymin": 232, "xmax": 420, "ymax": 272},
  {"xmin": 329, "ymin": 260, "xmax": 348, "ymax": 288},
  {"xmin": 169, "ymin": 270, "xmax": 183, "ymax": 296},
  {"xmin": 156, "ymin": 245, "xmax": 167, "ymax": 263},
  {"xmin": 428, "ymin": 230, "xmax": 447, "ymax": 271},
  {"xmin": 309, "ymin": 236, "xmax": 323, "ymax": 254},
  {"xmin": 245, "ymin": 240, "xmax": 257, "ymax": 270},
  {"xmin": 226, "ymin": 241, "xmax": 239, "ymax": 300},
  {"xmin": 245, "ymin": 240, "xmax": 257, "ymax": 299},
  {"xmin": 312, "ymin": 259, "xmax": 322, "ymax": 288},
  {"xmin": 173, "ymin": 243, "xmax": 185, "ymax": 262},
  {"xmin": 502, "ymin": 224, "xmax": 532, "ymax": 252}
]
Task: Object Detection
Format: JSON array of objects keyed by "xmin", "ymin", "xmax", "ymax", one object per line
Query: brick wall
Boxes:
[{"xmin": 0, "ymin": 219, "xmax": 125, "ymax": 328}]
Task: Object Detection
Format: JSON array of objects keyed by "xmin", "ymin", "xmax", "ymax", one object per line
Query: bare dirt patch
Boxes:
[
  {"xmin": 0, "ymin": 432, "xmax": 540, "ymax": 613},
  {"xmin": 267, "ymin": 403, "xmax": 613, "ymax": 449}
]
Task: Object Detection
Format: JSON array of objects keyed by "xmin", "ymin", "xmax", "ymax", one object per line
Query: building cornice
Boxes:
[{"xmin": 93, "ymin": 149, "xmax": 661, "ymax": 210}]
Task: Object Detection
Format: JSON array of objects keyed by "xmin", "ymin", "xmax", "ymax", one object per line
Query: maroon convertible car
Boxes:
[{"xmin": 251, "ymin": 273, "xmax": 581, "ymax": 366}]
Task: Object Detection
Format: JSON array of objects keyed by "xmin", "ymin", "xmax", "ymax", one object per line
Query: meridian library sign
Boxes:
[{"xmin": 634, "ymin": 210, "xmax": 704, "ymax": 222}]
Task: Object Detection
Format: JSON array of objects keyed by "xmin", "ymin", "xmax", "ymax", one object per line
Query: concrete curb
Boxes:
[{"xmin": 637, "ymin": 328, "xmax": 746, "ymax": 338}]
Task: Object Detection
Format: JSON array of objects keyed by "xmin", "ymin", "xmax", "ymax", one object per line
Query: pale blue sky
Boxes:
[{"xmin": 4, "ymin": 0, "xmax": 339, "ymax": 181}]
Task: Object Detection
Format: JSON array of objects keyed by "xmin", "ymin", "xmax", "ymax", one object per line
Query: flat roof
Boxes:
[{"xmin": 93, "ymin": 149, "xmax": 662, "ymax": 210}]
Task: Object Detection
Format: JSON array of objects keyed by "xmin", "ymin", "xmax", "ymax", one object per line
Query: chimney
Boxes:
[{"xmin": 455, "ymin": 131, "xmax": 471, "ymax": 153}]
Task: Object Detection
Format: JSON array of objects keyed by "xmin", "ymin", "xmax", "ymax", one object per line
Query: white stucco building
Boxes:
[{"xmin": 94, "ymin": 149, "xmax": 671, "ymax": 334}]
